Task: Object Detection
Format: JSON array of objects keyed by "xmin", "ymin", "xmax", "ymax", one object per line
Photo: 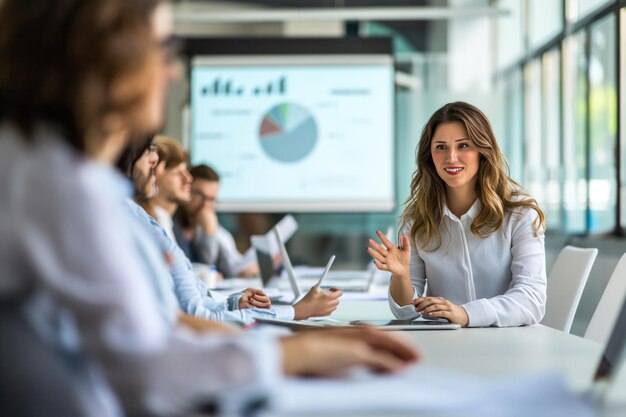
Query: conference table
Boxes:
[
  {"xmin": 216, "ymin": 280, "xmax": 626, "ymax": 416},
  {"xmin": 330, "ymin": 296, "xmax": 603, "ymax": 392}
]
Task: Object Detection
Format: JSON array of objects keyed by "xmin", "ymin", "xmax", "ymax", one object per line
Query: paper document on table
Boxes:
[{"xmin": 267, "ymin": 366, "xmax": 595, "ymax": 417}]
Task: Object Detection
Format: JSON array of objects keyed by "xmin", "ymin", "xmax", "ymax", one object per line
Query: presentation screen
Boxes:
[{"xmin": 190, "ymin": 55, "xmax": 394, "ymax": 212}]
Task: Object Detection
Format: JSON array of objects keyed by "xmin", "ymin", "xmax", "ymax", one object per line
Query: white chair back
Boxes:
[
  {"xmin": 542, "ymin": 245, "xmax": 598, "ymax": 333},
  {"xmin": 585, "ymin": 253, "xmax": 626, "ymax": 345}
]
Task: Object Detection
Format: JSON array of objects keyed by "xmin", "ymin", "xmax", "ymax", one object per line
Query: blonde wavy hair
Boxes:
[{"xmin": 401, "ymin": 101, "xmax": 545, "ymax": 251}]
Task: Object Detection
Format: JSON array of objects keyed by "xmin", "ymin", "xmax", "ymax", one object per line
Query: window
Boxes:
[
  {"xmin": 498, "ymin": 70, "xmax": 524, "ymax": 184},
  {"xmin": 496, "ymin": 0, "xmax": 524, "ymax": 70},
  {"xmin": 588, "ymin": 14, "xmax": 617, "ymax": 232},
  {"xmin": 524, "ymin": 59, "xmax": 545, "ymax": 209},
  {"xmin": 529, "ymin": 0, "xmax": 563, "ymax": 48},
  {"xmin": 542, "ymin": 48, "xmax": 562, "ymax": 231},
  {"xmin": 562, "ymin": 32, "xmax": 588, "ymax": 234},
  {"xmin": 569, "ymin": 0, "xmax": 614, "ymax": 22}
]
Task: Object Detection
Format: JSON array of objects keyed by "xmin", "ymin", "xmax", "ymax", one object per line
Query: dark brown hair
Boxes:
[
  {"xmin": 0, "ymin": 0, "xmax": 162, "ymax": 151},
  {"xmin": 190, "ymin": 164, "xmax": 220, "ymax": 182},
  {"xmin": 401, "ymin": 101, "xmax": 545, "ymax": 250}
]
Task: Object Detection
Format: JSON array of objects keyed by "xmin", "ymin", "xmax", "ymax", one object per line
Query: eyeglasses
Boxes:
[
  {"xmin": 158, "ymin": 35, "xmax": 183, "ymax": 66},
  {"xmin": 191, "ymin": 190, "xmax": 216, "ymax": 203}
]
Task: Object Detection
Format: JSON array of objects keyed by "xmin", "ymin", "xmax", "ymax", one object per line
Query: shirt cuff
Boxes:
[
  {"xmin": 388, "ymin": 288, "xmax": 420, "ymax": 320},
  {"xmin": 227, "ymin": 294, "xmax": 242, "ymax": 311},
  {"xmin": 271, "ymin": 305, "xmax": 295, "ymax": 320},
  {"xmin": 462, "ymin": 298, "xmax": 496, "ymax": 327}
]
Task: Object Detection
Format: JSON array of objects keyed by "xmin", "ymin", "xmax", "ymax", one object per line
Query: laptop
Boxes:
[
  {"xmin": 319, "ymin": 226, "xmax": 395, "ymax": 292},
  {"xmin": 258, "ymin": 226, "xmax": 395, "ymax": 294},
  {"xmin": 251, "ymin": 222, "xmax": 336, "ymax": 305},
  {"xmin": 250, "ymin": 214, "xmax": 299, "ymax": 288}
]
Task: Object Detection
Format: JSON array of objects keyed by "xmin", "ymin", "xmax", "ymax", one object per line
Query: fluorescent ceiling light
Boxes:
[{"xmin": 173, "ymin": 6, "xmax": 508, "ymax": 23}]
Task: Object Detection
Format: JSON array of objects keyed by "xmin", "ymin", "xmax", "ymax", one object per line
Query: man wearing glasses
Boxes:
[{"xmin": 174, "ymin": 164, "xmax": 260, "ymax": 278}]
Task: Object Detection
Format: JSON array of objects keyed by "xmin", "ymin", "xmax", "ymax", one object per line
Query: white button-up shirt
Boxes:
[{"xmin": 389, "ymin": 200, "xmax": 547, "ymax": 327}]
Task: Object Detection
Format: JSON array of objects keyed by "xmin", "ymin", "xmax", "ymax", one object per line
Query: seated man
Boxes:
[
  {"xmin": 122, "ymin": 137, "xmax": 343, "ymax": 324},
  {"xmin": 174, "ymin": 164, "xmax": 259, "ymax": 277}
]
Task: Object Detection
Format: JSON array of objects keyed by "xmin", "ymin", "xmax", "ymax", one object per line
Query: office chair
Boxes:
[
  {"xmin": 541, "ymin": 245, "xmax": 598, "ymax": 333},
  {"xmin": 584, "ymin": 252, "xmax": 626, "ymax": 345}
]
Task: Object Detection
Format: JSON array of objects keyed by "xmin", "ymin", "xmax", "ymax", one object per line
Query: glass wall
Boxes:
[
  {"xmin": 496, "ymin": 0, "xmax": 524, "ymax": 70},
  {"xmin": 524, "ymin": 59, "xmax": 545, "ymax": 207},
  {"xmin": 562, "ymin": 32, "xmax": 588, "ymax": 234},
  {"xmin": 588, "ymin": 14, "xmax": 617, "ymax": 232},
  {"xmin": 498, "ymin": 0, "xmax": 623, "ymax": 236},
  {"xmin": 497, "ymin": 70, "xmax": 524, "ymax": 183},
  {"xmin": 568, "ymin": 0, "xmax": 614, "ymax": 22},
  {"xmin": 529, "ymin": 0, "xmax": 563, "ymax": 48}
]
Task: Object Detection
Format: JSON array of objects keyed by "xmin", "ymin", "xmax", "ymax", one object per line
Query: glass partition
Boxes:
[
  {"xmin": 543, "ymin": 48, "xmax": 563, "ymax": 231},
  {"xmin": 524, "ymin": 59, "xmax": 545, "ymax": 210},
  {"xmin": 588, "ymin": 14, "xmax": 617, "ymax": 232},
  {"xmin": 562, "ymin": 32, "xmax": 588, "ymax": 233}
]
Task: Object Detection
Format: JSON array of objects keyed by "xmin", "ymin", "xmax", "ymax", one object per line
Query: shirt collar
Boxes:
[{"xmin": 443, "ymin": 198, "xmax": 482, "ymax": 222}]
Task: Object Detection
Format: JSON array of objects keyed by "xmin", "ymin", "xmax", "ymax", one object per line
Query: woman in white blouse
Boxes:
[{"xmin": 368, "ymin": 102, "xmax": 546, "ymax": 327}]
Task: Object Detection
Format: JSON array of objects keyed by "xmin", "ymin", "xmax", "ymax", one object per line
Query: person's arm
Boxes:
[
  {"xmin": 147, "ymin": 213, "xmax": 297, "ymax": 323},
  {"xmin": 280, "ymin": 327, "xmax": 419, "ymax": 376},
  {"xmin": 462, "ymin": 208, "xmax": 547, "ymax": 327},
  {"xmin": 368, "ymin": 226, "xmax": 425, "ymax": 319},
  {"xmin": 178, "ymin": 311, "xmax": 240, "ymax": 333},
  {"xmin": 26, "ymin": 165, "xmax": 283, "ymax": 417}
]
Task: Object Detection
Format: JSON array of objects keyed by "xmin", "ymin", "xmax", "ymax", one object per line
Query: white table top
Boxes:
[
  {"xmin": 216, "ymin": 279, "xmax": 626, "ymax": 415},
  {"xmin": 330, "ymin": 299, "xmax": 605, "ymax": 392}
]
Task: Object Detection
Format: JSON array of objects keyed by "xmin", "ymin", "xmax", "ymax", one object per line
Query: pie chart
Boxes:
[{"xmin": 258, "ymin": 102, "xmax": 318, "ymax": 163}]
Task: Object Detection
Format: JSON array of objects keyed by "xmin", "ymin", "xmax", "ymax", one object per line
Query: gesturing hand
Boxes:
[
  {"xmin": 239, "ymin": 288, "xmax": 272, "ymax": 309},
  {"xmin": 367, "ymin": 230, "xmax": 411, "ymax": 279},
  {"xmin": 413, "ymin": 296, "xmax": 469, "ymax": 326}
]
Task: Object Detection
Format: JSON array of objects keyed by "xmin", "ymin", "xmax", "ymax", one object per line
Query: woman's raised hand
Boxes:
[{"xmin": 367, "ymin": 230, "xmax": 411, "ymax": 279}]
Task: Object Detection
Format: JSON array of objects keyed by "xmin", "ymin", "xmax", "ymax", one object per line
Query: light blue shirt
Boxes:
[
  {"xmin": 125, "ymin": 200, "xmax": 180, "ymax": 324},
  {"xmin": 0, "ymin": 123, "xmax": 283, "ymax": 416},
  {"xmin": 127, "ymin": 201, "xmax": 295, "ymax": 324}
]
